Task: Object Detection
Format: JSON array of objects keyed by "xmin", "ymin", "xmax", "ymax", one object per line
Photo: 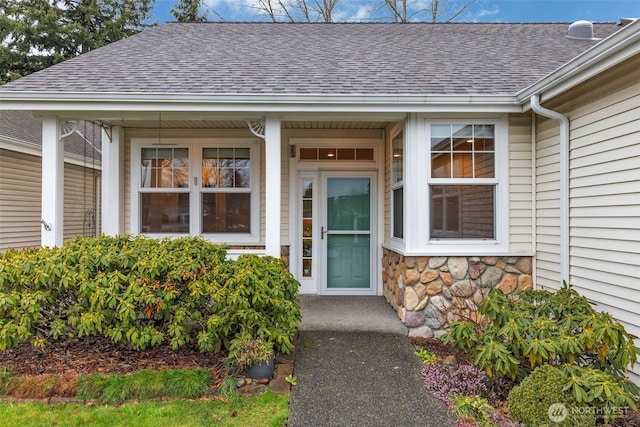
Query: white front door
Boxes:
[{"xmin": 295, "ymin": 170, "xmax": 377, "ymax": 295}]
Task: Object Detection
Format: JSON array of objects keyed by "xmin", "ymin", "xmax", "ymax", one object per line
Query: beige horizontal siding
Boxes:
[
  {"xmin": 64, "ymin": 163, "xmax": 99, "ymax": 240},
  {"xmin": 1, "ymin": 149, "xmax": 99, "ymax": 251},
  {"xmin": 543, "ymin": 54, "xmax": 640, "ymax": 381},
  {"xmin": 534, "ymin": 114, "xmax": 562, "ymax": 290},
  {"xmin": 0, "ymin": 149, "xmax": 41, "ymax": 250},
  {"xmin": 509, "ymin": 114, "xmax": 533, "ymax": 252}
]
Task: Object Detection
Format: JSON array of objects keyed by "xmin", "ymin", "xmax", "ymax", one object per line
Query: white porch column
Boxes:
[
  {"xmin": 101, "ymin": 126, "xmax": 124, "ymax": 235},
  {"xmin": 264, "ymin": 115, "xmax": 282, "ymax": 257},
  {"xmin": 403, "ymin": 113, "xmax": 425, "ymax": 252},
  {"xmin": 41, "ymin": 116, "xmax": 64, "ymax": 247}
]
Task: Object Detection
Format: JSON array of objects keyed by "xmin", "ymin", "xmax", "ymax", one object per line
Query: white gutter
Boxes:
[
  {"xmin": 0, "ymin": 92, "xmax": 522, "ymax": 114},
  {"xmin": 530, "ymin": 94, "xmax": 570, "ymax": 283}
]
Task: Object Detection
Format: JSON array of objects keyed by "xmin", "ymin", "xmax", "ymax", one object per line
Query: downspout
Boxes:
[{"xmin": 530, "ymin": 94, "xmax": 570, "ymax": 283}]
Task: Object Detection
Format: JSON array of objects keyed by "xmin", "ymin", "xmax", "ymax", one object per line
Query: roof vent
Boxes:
[{"xmin": 567, "ymin": 20, "xmax": 597, "ymax": 40}]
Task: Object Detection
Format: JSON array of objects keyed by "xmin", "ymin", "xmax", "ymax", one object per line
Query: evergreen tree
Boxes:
[
  {"xmin": 170, "ymin": 0, "xmax": 209, "ymax": 22},
  {"xmin": 0, "ymin": 0, "xmax": 155, "ymax": 84}
]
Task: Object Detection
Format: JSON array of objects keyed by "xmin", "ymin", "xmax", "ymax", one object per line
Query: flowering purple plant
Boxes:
[
  {"xmin": 421, "ymin": 363, "xmax": 488, "ymax": 406},
  {"xmin": 422, "ymin": 363, "xmax": 520, "ymax": 426}
]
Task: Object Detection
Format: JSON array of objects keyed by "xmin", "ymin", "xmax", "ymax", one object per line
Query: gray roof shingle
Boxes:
[
  {"xmin": 0, "ymin": 111, "xmax": 102, "ymax": 159},
  {"xmin": 0, "ymin": 22, "xmax": 621, "ymax": 96}
]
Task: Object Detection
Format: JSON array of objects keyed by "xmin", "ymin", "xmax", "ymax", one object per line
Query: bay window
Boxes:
[
  {"xmin": 391, "ymin": 129, "xmax": 404, "ymax": 239},
  {"xmin": 428, "ymin": 124, "xmax": 498, "ymax": 240}
]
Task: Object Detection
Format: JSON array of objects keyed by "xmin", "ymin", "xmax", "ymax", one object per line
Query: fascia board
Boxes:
[
  {"xmin": 0, "ymin": 93, "xmax": 522, "ymax": 114},
  {"xmin": 0, "ymin": 136, "xmax": 101, "ymax": 169},
  {"xmin": 517, "ymin": 19, "xmax": 640, "ymax": 106},
  {"xmin": 0, "ymin": 136, "xmax": 42, "ymax": 157}
]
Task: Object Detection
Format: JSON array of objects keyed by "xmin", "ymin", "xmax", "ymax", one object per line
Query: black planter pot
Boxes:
[{"xmin": 246, "ymin": 358, "xmax": 275, "ymax": 380}]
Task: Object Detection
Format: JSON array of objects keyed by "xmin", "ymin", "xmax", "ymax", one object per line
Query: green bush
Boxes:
[
  {"xmin": 507, "ymin": 364, "xmax": 594, "ymax": 427},
  {"xmin": 0, "ymin": 235, "xmax": 300, "ymax": 354},
  {"xmin": 442, "ymin": 283, "xmax": 640, "ymax": 422}
]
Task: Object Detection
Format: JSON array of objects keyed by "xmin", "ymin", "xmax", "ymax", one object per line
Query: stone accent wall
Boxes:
[{"xmin": 382, "ymin": 249, "xmax": 533, "ymax": 338}]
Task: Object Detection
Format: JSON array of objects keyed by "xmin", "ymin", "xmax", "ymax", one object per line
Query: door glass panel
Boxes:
[
  {"xmin": 327, "ymin": 235, "xmax": 370, "ymax": 288},
  {"xmin": 301, "ymin": 180, "xmax": 313, "ymax": 277},
  {"xmin": 327, "ymin": 178, "xmax": 370, "ymax": 231},
  {"xmin": 326, "ymin": 177, "xmax": 371, "ymax": 289}
]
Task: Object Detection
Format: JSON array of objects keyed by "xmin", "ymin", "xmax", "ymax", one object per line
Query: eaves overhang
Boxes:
[
  {"xmin": 0, "ymin": 92, "xmax": 523, "ymax": 117},
  {"xmin": 517, "ymin": 18, "xmax": 640, "ymax": 107}
]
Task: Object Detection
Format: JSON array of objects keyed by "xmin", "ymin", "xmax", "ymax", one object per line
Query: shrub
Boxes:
[
  {"xmin": 0, "ymin": 236, "xmax": 301, "ymax": 354},
  {"xmin": 507, "ymin": 364, "xmax": 594, "ymax": 427},
  {"xmin": 451, "ymin": 395, "xmax": 516, "ymax": 427},
  {"xmin": 442, "ymin": 283, "xmax": 640, "ymax": 423},
  {"xmin": 415, "ymin": 348, "xmax": 438, "ymax": 365},
  {"xmin": 422, "ymin": 363, "xmax": 488, "ymax": 406},
  {"xmin": 202, "ymin": 254, "xmax": 301, "ymax": 354}
]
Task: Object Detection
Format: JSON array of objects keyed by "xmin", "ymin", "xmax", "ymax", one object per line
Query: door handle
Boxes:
[{"xmin": 321, "ymin": 226, "xmax": 327, "ymax": 239}]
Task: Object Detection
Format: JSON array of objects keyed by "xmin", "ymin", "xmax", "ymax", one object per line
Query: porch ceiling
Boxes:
[{"xmin": 99, "ymin": 119, "xmax": 390, "ymax": 130}]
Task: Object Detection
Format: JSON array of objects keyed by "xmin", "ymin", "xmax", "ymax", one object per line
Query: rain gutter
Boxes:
[{"xmin": 530, "ymin": 94, "xmax": 570, "ymax": 282}]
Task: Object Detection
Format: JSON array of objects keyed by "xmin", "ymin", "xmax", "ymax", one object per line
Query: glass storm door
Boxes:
[{"xmin": 321, "ymin": 172, "xmax": 375, "ymax": 294}]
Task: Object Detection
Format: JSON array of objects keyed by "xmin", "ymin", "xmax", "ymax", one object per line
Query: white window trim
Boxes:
[
  {"xmin": 408, "ymin": 116, "xmax": 509, "ymax": 254},
  {"xmin": 130, "ymin": 138, "xmax": 260, "ymax": 244},
  {"xmin": 390, "ymin": 124, "xmax": 405, "ymax": 243}
]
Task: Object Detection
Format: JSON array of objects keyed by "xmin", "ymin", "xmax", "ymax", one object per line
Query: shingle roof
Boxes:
[
  {"xmin": 0, "ymin": 22, "xmax": 620, "ymax": 96},
  {"xmin": 0, "ymin": 110, "xmax": 102, "ymax": 160}
]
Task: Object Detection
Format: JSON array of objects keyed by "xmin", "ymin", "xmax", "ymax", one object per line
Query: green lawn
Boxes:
[{"xmin": 0, "ymin": 391, "xmax": 289, "ymax": 427}]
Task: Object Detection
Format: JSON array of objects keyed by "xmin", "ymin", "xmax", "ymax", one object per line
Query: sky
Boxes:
[{"xmin": 149, "ymin": 0, "xmax": 640, "ymax": 24}]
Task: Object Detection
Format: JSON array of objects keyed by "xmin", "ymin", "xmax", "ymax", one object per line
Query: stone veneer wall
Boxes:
[{"xmin": 382, "ymin": 248, "xmax": 533, "ymax": 338}]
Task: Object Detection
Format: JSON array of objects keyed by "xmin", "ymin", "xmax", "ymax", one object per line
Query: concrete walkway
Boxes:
[{"xmin": 288, "ymin": 296, "xmax": 455, "ymax": 427}]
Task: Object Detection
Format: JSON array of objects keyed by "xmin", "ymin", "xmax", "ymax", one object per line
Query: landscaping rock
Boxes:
[
  {"xmin": 268, "ymin": 377, "xmax": 290, "ymax": 395},
  {"xmin": 408, "ymin": 326, "xmax": 434, "ymax": 339}
]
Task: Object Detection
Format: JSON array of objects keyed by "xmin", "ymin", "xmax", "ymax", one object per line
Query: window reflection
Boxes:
[
  {"xmin": 430, "ymin": 125, "xmax": 495, "ymax": 179},
  {"xmin": 202, "ymin": 148, "xmax": 250, "ymax": 188},
  {"xmin": 141, "ymin": 193, "xmax": 190, "ymax": 233},
  {"xmin": 202, "ymin": 193, "xmax": 251, "ymax": 233}
]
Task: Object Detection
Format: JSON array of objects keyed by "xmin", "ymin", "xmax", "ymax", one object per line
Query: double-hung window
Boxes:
[
  {"xmin": 139, "ymin": 147, "xmax": 190, "ymax": 233},
  {"xmin": 428, "ymin": 124, "xmax": 497, "ymax": 240},
  {"xmin": 201, "ymin": 147, "xmax": 252, "ymax": 233},
  {"xmin": 133, "ymin": 139, "xmax": 259, "ymax": 243}
]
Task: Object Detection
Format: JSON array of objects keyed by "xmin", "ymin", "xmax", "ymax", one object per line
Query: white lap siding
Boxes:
[{"xmin": 536, "ymin": 54, "xmax": 640, "ymax": 383}]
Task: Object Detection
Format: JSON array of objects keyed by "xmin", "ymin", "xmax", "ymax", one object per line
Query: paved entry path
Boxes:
[{"xmin": 288, "ymin": 296, "xmax": 454, "ymax": 427}]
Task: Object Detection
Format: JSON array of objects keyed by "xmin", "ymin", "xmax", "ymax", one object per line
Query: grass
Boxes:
[
  {"xmin": 0, "ymin": 390, "xmax": 289, "ymax": 427},
  {"xmin": 75, "ymin": 368, "xmax": 215, "ymax": 404}
]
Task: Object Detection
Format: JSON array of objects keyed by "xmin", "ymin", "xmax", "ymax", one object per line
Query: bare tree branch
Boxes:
[
  {"xmin": 252, "ymin": 0, "xmax": 340, "ymax": 22},
  {"xmin": 444, "ymin": 0, "xmax": 478, "ymax": 22}
]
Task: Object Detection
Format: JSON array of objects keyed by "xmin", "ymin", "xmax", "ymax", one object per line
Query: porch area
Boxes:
[{"xmin": 297, "ymin": 295, "xmax": 407, "ymax": 334}]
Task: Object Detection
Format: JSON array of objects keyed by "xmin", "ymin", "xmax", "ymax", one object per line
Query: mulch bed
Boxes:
[
  {"xmin": 408, "ymin": 336, "xmax": 474, "ymax": 365},
  {"xmin": 1, "ymin": 335, "xmax": 639, "ymax": 426},
  {"xmin": 0, "ymin": 335, "xmax": 227, "ymax": 376}
]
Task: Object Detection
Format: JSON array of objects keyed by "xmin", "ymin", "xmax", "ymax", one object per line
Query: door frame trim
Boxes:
[{"xmin": 288, "ymin": 138, "xmax": 384, "ymax": 296}]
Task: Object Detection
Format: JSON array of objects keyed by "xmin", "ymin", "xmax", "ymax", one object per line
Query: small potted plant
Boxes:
[{"xmin": 231, "ymin": 336, "xmax": 275, "ymax": 380}]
